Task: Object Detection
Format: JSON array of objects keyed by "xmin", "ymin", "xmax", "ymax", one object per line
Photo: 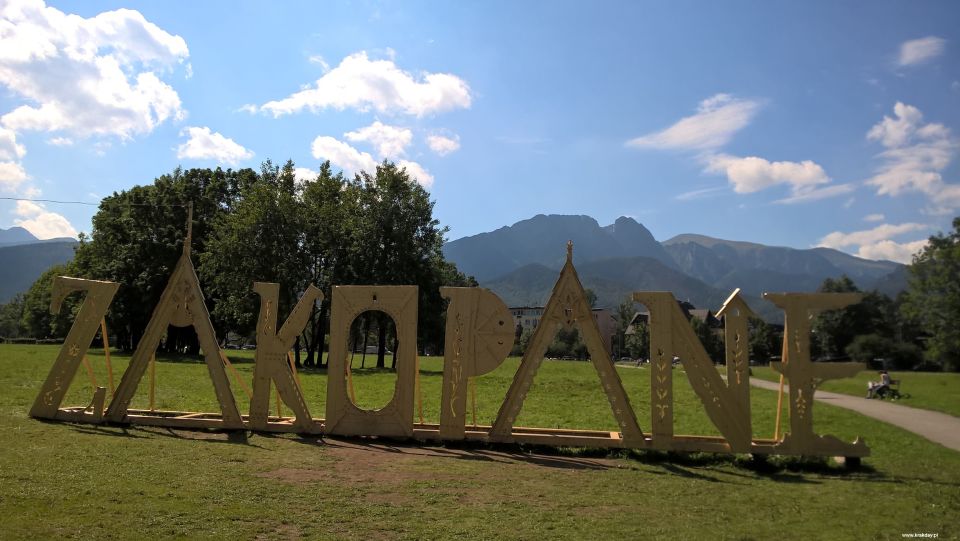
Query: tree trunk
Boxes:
[
  {"xmin": 294, "ymin": 335, "xmax": 301, "ymax": 366},
  {"xmin": 316, "ymin": 301, "xmax": 328, "ymax": 369},
  {"xmin": 391, "ymin": 324, "xmax": 399, "ymax": 371},
  {"xmin": 361, "ymin": 314, "xmax": 370, "ymax": 369},
  {"xmin": 376, "ymin": 313, "xmax": 387, "ymax": 369},
  {"xmin": 350, "ymin": 319, "xmax": 359, "ymax": 369},
  {"xmin": 303, "ymin": 306, "xmax": 315, "ymax": 368}
]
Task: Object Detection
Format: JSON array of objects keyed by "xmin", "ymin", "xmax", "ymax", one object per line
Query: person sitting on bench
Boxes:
[{"xmin": 866, "ymin": 370, "xmax": 892, "ymax": 399}]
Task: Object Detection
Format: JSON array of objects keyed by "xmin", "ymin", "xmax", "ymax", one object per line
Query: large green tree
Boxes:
[
  {"xmin": 20, "ymin": 264, "xmax": 77, "ymax": 339},
  {"xmin": 199, "ymin": 160, "xmax": 309, "ymax": 359},
  {"xmin": 902, "ymin": 217, "xmax": 960, "ymax": 371},
  {"xmin": 24, "ymin": 159, "xmax": 470, "ymax": 365},
  {"xmin": 72, "ymin": 166, "xmax": 251, "ymax": 351},
  {"xmin": 350, "ymin": 161, "xmax": 471, "ymax": 367},
  {"xmin": 748, "ymin": 317, "xmax": 780, "ymax": 364},
  {"xmin": 811, "ymin": 276, "xmax": 895, "ymax": 360},
  {"xmin": 0, "ymin": 294, "xmax": 25, "ymax": 339}
]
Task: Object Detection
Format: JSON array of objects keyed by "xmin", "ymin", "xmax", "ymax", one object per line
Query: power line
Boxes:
[
  {"xmin": 1, "ymin": 196, "xmax": 98, "ymax": 206},
  {"xmin": 0, "ymin": 196, "xmax": 187, "ymax": 208}
]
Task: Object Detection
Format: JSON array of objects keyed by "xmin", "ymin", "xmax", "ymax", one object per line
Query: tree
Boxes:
[
  {"xmin": 584, "ymin": 288, "xmax": 598, "ymax": 309},
  {"xmin": 690, "ymin": 316, "xmax": 723, "ymax": 364},
  {"xmin": 624, "ymin": 321, "xmax": 649, "ymax": 360},
  {"xmin": 511, "ymin": 327, "xmax": 534, "ymax": 357},
  {"xmin": 614, "ymin": 297, "xmax": 635, "ymax": 359},
  {"xmin": 299, "ymin": 161, "xmax": 357, "ymax": 366},
  {"xmin": 351, "ymin": 161, "xmax": 456, "ymax": 368},
  {"xmin": 902, "ymin": 217, "xmax": 960, "ymax": 371},
  {"xmin": 200, "ymin": 160, "xmax": 310, "ymax": 362},
  {"xmin": 0, "ymin": 294, "xmax": 25, "ymax": 338},
  {"xmin": 811, "ymin": 276, "xmax": 895, "ymax": 360},
  {"xmin": 748, "ymin": 317, "xmax": 780, "ymax": 364},
  {"xmin": 546, "ymin": 327, "xmax": 586, "ymax": 359},
  {"xmin": 846, "ymin": 334, "xmax": 921, "ymax": 371},
  {"xmin": 72, "ymin": 166, "xmax": 249, "ymax": 350},
  {"xmin": 31, "ymin": 158, "xmax": 470, "ymax": 367},
  {"xmin": 20, "ymin": 264, "xmax": 78, "ymax": 339}
]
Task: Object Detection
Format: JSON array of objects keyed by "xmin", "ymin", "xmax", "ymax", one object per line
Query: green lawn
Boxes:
[
  {"xmin": 750, "ymin": 365, "xmax": 960, "ymax": 418},
  {"xmin": 1, "ymin": 344, "xmax": 958, "ymax": 539}
]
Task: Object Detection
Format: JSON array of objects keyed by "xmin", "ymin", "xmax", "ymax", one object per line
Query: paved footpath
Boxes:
[{"xmin": 750, "ymin": 377, "xmax": 960, "ymax": 452}]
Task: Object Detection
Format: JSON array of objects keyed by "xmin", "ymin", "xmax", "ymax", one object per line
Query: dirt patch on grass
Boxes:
[
  {"xmin": 256, "ymin": 439, "xmax": 465, "ymax": 488},
  {"xmin": 255, "ymin": 437, "xmax": 626, "ymax": 496}
]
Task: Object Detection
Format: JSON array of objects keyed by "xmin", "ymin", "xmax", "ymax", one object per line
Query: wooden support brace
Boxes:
[{"xmin": 101, "ymin": 318, "xmax": 115, "ymax": 397}]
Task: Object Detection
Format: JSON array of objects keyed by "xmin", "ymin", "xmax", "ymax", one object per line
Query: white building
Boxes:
[{"xmin": 510, "ymin": 305, "xmax": 616, "ymax": 355}]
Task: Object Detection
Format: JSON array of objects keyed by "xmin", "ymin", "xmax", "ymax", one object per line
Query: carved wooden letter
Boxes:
[
  {"xmin": 633, "ymin": 291, "xmax": 752, "ymax": 452},
  {"xmin": 715, "ymin": 289, "xmax": 755, "ymax": 429},
  {"xmin": 30, "ymin": 277, "xmax": 119, "ymax": 420},
  {"xmin": 106, "ymin": 248, "xmax": 242, "ymax": 428},
  {"xmin": 764, "ymin": 292, "xmax": 870, "ymax": 456},
  {"xmin": 438, "ymin": 287, "xmax": 514, "ymax": 439},
  {"xmin": 325, "ymin": 286, "xmax": 418, "ymax": 437},
  {"xmin": 491, "ymin": 244, "xmax": 644, "ymax": 445},
  {"xmin": 632, "ymin": 292, "xmax": 675, "ymax": 447},
  {"xmin": 249, "ymin": 282, "xmax": 323, "ymax": 433}
]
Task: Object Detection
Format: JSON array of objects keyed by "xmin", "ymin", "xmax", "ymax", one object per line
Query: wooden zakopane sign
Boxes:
[{"xmin": 32, "ymin": 239, "xmax": 870, "ymax": 459}]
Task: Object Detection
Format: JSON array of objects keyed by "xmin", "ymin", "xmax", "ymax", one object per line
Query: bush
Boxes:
[
  {"xmin": 846, "ymin": 334, "xmax": 922, "ymax": 371},
  {"xmin": 2, "ymin": 337, "xmax": 37, "ymax": 344}
]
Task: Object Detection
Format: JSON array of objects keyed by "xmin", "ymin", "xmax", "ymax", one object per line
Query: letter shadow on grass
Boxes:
[
  {"xmin": 63, "ymin": 422, "xmax": 266, "ymax": 448},
  {"xmin": 284, "ymin": 434, "xmax": 904, "ymax": 485},
  {"xmin": 287, "ymin": 435, "xmax": 613, "ymax": 470}
]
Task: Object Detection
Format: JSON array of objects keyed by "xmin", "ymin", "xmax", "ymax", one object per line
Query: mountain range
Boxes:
[
  {"xmin": 0, "ymin": 227, "xmax": 78, "ymax": 303},
  {"xmin": 0, "ymin": 215, "xmax": 910, "ymax": 323},
  {"xmin": 443, "ymin": 215, "xmax": 906, "ymax": 322}
]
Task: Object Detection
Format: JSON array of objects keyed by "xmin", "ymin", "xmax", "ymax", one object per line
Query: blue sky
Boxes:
[{"xmin": 1, "ymin": 1, "xmax": 958, "ymax": 263}]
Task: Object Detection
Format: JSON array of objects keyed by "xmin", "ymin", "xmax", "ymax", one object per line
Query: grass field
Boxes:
[
  {"xmin": 1, "ymin": 344, "xmax": 958, "ymax": 539},
  {"xmin": 750, "ymin": 366, "xmax": 960, "ymax": 418}
]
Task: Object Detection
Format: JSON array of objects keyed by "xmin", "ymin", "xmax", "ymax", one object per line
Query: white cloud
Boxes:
[
  {"xmin": 704, "ymin": 153, "xmax": 852, "ymax": 203},
  {"xmin": 12, "ymin": 200, "xmax": 77, "ymax": 239},
  {"xmin": 818, "ymin": 222, "xmax": 927, "ymax": 248},
  {"xmin": 707, "ymin": 154, "xmax": 829, "ymax": 193},
  {"xmin": 817, "ymin": 222, "xmax": 930, "ymax": 263},
  {"xmin": 293, "ymin": 167, "xmax": 317, "ymax": 184},
  {"xmin": 308, "ymin": 55, "xmax": 330, "ymax": 72},
  {"xmin": 898, "ymin": 36, "xmax": 946, "ymax": 67},
  {"xmin": 0, "ymin": 161, "xmax": 28, "ymax": 192},
  {"xmin": 46, "ymin": 136, "xmax": 73, "ymax": 146},
  {"xmin": 310, "ymin": 135, "xmax": 433, "ymax": 187},
  {"xmin": 0, "ymin": 1, "xmax": 188, "ymax": 140},
  {"xmin": 856, "ymin": 239, "xmax": 927, "ymax": 263},
  {"xmin": 864, "ymin": 213, "xmax": 885, "ymax": 222},
  {"xmin": 0, "ymin": 126, "xmax": 25, "ymax": 160},
  {"xmin": 626, "ymin": 94, "xmax": 761, "ymax": 150},
  {"xmin": 311, "ymin": 136, "xmax": 377, "ymax": 174},
  {"xmin": 397, "ymin": 160, "xmax": 434, "ymax": 188},
  {"xmin": 176, "ymin": 127, "xmax": 253, "ymax": 165},
  {"xmin": 426, "ymin": 134, "xmax": 460, "ymax": 156},
  {"xmin": 344, "ymin": 121, "xmax": 412, "ymax": 157},
  {"xmin": 774, "ymin": 183, "xmax": 856, "ymax": 204},
  {"xmin": 674, "ymin": 186, "xmax": 726, "ymax": 201},
  {"xmin": 260, "ymin": 51, "xmax": 471, "ymax": 118},
  {"xmin": 865, "ymin": 102, "xmax": 958, "ymax": 211},
  {"xmin": 867, "ymin": 102, "xmax": 926, "ymax": 148}
]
